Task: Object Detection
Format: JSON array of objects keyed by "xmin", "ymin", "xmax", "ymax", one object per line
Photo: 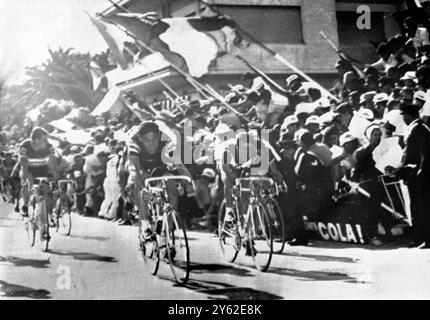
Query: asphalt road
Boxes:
[{"xmin": 1, "ymin": 200, "xmax": 430, "ymax": 300}]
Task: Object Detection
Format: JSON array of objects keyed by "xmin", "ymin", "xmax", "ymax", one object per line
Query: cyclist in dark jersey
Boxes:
[
  {"xmin": 126, "ymin": 121, "xmax": 193, "ymax": 239},
  {"xmin": 18, "ymin": 127, "xmax": 59, "ymax": 217}
]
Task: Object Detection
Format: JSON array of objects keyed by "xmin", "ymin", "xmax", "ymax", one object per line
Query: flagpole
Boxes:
[
  {"xmin": 198, "ymin": 0, "xmax": 339, "ymax": 103},
  {"xmin": 204, "ymin": 84, "xmax": 251, "ymax": 123},
  {"xmin": 235, "ymin": 54, "xmax": 289, "ymax": 95},
  {"xmin": 319, "ymin": 31, "xmax": 365, "ymax": 78}
]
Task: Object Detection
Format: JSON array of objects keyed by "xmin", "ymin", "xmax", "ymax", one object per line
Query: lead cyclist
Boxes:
[
  {"xmin": 18, "ymin": 127, "xmax": 60, "ymax": 239},
  {"xmin": 125, "ymin": 121, "xmax": 194, "ymax": 241}
]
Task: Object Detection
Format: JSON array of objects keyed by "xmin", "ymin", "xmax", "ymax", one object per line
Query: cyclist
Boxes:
[
  {"xmin": 18, "ymin": 127, "xmax": 60, "ymax": 239},
  {"xmin": 216, "ymin": 128, "xmax": 277, "ymax": 254},
  {"xmin": 126, "ymin": 121, "xmax": 193, "ymax": 240},
  {"xmin": 0, "ymin": 151, "xmax": 20, "ymax": 208}
]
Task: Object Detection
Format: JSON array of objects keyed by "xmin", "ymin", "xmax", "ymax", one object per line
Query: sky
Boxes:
[{"xmin": 0, "ymin": 0, "xmax": 113, "ymax": 84}]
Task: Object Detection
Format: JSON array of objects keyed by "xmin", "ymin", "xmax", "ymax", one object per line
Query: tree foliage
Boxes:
[{"xmin": 0, "ymin": 47, "xmax": 110, "ymax": 129}]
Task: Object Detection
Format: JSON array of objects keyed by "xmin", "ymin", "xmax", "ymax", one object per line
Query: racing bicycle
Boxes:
[
  {"xmin": 23, "ymin": 177, "xmax": 54, "ymax": 252},
  {"xmin": 53, "ymin": 179, "xmax": 75, "ymax": 236},
  {"xmin": 139, "ymin": 174, "xmax": 195, "ymax": 285},
  {"xmin": 218, "ymin": 176, "xmax": 276, "ymax": 272}
]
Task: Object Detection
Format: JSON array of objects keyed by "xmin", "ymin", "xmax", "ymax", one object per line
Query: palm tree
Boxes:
[
  {"xmin": 23, "ymin": 47, "xmax": 105, "ymax": 108},
  {"xmin": 0, "ymin": 47, "xmax": 107, "ymax": 129}
]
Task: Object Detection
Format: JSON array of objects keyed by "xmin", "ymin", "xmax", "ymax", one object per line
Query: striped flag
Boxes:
[{"xmin": 102, "ymin": 13, "xmax": 242, "ymax": 77}]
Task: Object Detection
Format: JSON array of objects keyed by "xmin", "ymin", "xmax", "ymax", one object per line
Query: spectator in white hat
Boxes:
[
  {"xmin": 414, "ymin": 90, "xmax": 426, "ymax": 108},
  {"xmin": 373, "ymin": 93, "xmax": 390, "ymax": 119},
  {"xmin": 280, "ymin": 115, "xmax": 299, "ymax": 142},
  {"xmin": 332, "ymin": 132, "xmax": 360, "ymax": 183},
  {"xmin": 400, "ymin": 71, "xmax": 418, "ymax": 88},
  {"xmin": 304, "ymin": 115, "xmax": 320, "ymax": 135}
]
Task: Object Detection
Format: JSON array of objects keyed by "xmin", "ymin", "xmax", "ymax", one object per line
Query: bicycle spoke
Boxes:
[
  {"xmin": 166, "ymin": 210, "xmax": 190, "ymax": 285},
  {"xmin": 248, "ymin": 204, "xmax": 273, "ymax": 272}
]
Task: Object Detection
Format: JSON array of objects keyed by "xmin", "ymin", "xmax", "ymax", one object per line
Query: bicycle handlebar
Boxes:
[
  {"xmin": 30, "ymin": 177, "xmax": 55, "ymax": 185},
  {"xmin": 58, "ymin": 179, "xmax": 75, "ymax": 185},
  {"xmin": 145, "ymin": 175, "xmax": 195, "ymax": 190},
  {"xmin": 235, "ymin": 177, "xmax": 275, "ymax": 186},
  {"xmin": 235, "ymin": 177, "xmax": 276, "ymax": 194}
]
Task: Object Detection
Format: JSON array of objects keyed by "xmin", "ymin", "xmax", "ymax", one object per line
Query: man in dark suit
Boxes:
[{"xmin": 396, "ymin": 103, "xmax": 430, "ymax": 248}]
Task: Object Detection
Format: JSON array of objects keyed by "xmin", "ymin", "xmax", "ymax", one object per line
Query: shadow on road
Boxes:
[
  {"xmin": 48, "ymin": 250, "xmax": 118, "ymax": 263},
  {"xmin": 189, "ymin": 262, "xmax": 254, "ymax": 277},
  {"xmin": 265, "ymin": 266, "xmax": 358, "ymax": 283},
  {"xmin": 0, "ymin": 256, "xmax": 50, "ymax": 269},
  {"xmin": 308, "ymin": 241, "xmax": 409, "ymax": 251},
  {"xmin": 0, "ymin": 280, "xmax": 51, "ymax": 299},
  {"xmin": 159, "ymin": 276, "xmax": 282, "ymax": 300},
  {"xmin": 68, "ymin": 234, "xmax": 111, "ymax": 241},
  {"xmin": 282, "ymin": 252, "xmax": 358, "ymax": 264}
]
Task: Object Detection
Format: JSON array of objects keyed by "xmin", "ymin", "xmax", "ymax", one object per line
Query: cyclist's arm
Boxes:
[{"xmin": 128, "ymin": 155, "xmax": 148, "ymax": 189}]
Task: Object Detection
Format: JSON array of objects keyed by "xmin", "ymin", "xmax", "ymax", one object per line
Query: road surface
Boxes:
[{"xmin": 1, "ymin": 200, "xmax": 430, "ymax": 300}]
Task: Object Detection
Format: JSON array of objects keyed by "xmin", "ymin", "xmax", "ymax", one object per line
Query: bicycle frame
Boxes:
[
  {"xmin": 234, "ymin": 177, "xmax": 276, "ymax": 236},
  {"xmin": 143, "ymin": 175, "xmax": 195, "ymax": 284}
]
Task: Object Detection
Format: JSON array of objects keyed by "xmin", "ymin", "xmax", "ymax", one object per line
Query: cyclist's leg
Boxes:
[
  {"xmin": 127, "ymin": 171, "xmax": 151, "ymax": 235},
  {"xmin": 166, "ymin": 179, "xmax": 178, "ymax": 211},
  {"xmin": 20, "ymin": 170, "xmax": 31, "ymax": 215},
  {"xmin": 38, "ymin": 182, "xmax": 50, "ymax": 235}
]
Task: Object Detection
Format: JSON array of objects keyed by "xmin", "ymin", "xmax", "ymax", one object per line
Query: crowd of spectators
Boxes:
[{"xmin": 2, "ymin": 14, "xmax": 430, "ymax": 246}]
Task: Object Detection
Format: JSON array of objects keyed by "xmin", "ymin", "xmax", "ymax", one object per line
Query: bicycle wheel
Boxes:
[
  {"xmin": 57, "ymin": 200, "xmax": 72, "ymax": 236},
  {"xmin": 139, "ymin": 221, "xmax": 160, "ymax": 276},
  {"xmin": 217, "ymin": 199, "xmax": 240, "ymax": 263},
  {"xmin": 265, "ymin": 198, "xmax": 286, "ymax": 254},
  {"xmin": 38, "ymin": 200, "xmax": 50, "ymax": 252},
  {"xmin": 165, "ymin": 209, "xmax": 190, "ymax": 285},
  {"xmin": 25, "ymin": 198, "xmax": 36, "ymax": 247},
  {"xmin": 248, "ymin": 203, "xmax": 273, "ymax": 272}
]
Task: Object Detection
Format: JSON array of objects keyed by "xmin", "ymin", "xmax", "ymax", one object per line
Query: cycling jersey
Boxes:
[
  {"xmin": 127, "ymin": 134, "xmax": 169, "ymax": 174},
  {"xmin": 19, "ymin": 139, "xmax": 55, "ymax": 178}
]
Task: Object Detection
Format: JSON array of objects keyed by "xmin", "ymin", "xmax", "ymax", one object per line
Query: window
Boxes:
[
  {"xmin": 337, "ymin": 11, "xmax": 386, "ymax": 45},
  {"xmin": 217, "ymin": 5, "xmax": 304, "ymax": 44}
]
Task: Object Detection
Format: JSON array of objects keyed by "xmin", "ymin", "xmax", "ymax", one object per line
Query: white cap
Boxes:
[
  {"xmin": 286, "ymin": 74, "xmax": 299, "ymax": 87},
  {"xmin": 339, "ymin": 132, "xmax": 357, "ymax": 146},
  {"xmin": 305, "ymin": 115, "xmax": 320, "ymax": 126},
  {"xmin": 357, "ymin": 108, "xmax": 375, "ymax": 120},
  {"xmin": 400, "ymin": 71, "xmax": 417, "ymax": 83},
  {"xmin": 414, "ymin": 90, "xmax": 426, "ymax": 102},
  {"xmin": 294, "ymin": 128, "xmax": 309, "ymax": 143},
  {"xmin": 201, "ymin": 168, "xmax": 216, "ymax": 179},
  {"xmin": 214, "ymin": 123, "xmax": 232, "ymax": 136},
  {"xmin": 295, "ymin": 102, "xmax": 317, "ymax": 115},
  {"xmin": 282, "ymin": 115, "xmax": 299, "ymax": 129},
  {"xmin": 373, "ymin": 93, "xmax": 389, "ymax": 104}
]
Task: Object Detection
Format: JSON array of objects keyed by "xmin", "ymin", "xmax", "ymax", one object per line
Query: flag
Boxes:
[
  {"xmin": 102, "ymin": 13, "xmax": 241, "ymax": 77},
  {"xmin": 91, "ymin": 86, "xmax": 123, "ymax": 116},
  {"xmin": 88, "ymin": 14, "xmax": 129, "ymax": 70}
]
